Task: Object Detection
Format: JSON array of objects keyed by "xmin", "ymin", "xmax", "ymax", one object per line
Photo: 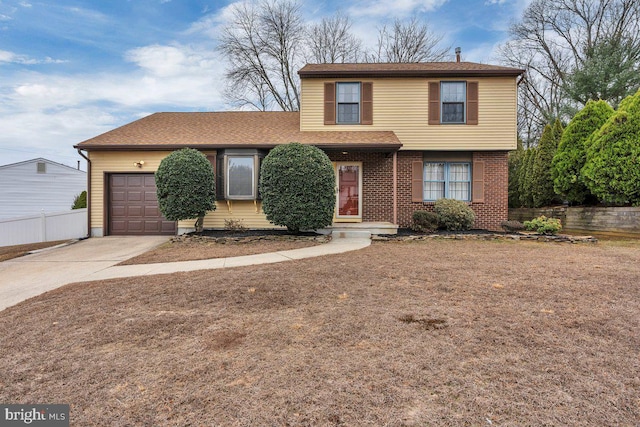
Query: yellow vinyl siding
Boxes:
[
  {"xmin": 300, "ymin": 77, "xmax": 518, "ymax": 151},
  {"xmin": 88, "ymin": 151, "xmax": 172, "ymax": 233},
  {"xmin": 88, "ymin": 151, "xmax": 277, "ymax": 233},
  {"xmin": 201, "ymin": 200, "xmax": 282, "ymax": 230}
]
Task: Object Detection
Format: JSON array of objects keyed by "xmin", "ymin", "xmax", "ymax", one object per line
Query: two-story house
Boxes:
[{"xmin": 75, "ymin": 61, "xmax": 524, "ymax": 236}]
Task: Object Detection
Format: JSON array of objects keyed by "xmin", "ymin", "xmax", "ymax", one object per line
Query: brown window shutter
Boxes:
[
  {"xmin": 324, "ymin": 82, "xmax": 336, "ymax": 125},
  {"xmin": 472, "ymin": 160, "xmax": 485, "ymax": 203},
  {"xmin": 206, "ymin": 153, "xmax": 224, "ymax": 201},
  {"xmin": 428, "ymin": 82, "xmax": 440, "ymax": 125},
  {"xmin": 361, "ymin": 82, "xmax": 373, "ymax": 125},
  {"xmin": 411, "ymin": 161, "xmax": 424, "ymax": 202},
  {"xmin": 206, "ymin": 154, "xmax": 216, "ymax": 172},
  {"xmin": 467, "ymin": 81, "xmax": 478, "ymax": 125},
  {"xmin": 215, "ymin": 155, "xmax": 225, "ymax": 201}
]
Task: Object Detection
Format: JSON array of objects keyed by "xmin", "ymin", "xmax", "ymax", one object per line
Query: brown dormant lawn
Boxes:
[
  {"xmin": 1, "ymin": 239, "xmax": 639, "ymax": 425},
  {"xmin": 118, "ymin": 234, "xmax": 326, "ymax": 265}
]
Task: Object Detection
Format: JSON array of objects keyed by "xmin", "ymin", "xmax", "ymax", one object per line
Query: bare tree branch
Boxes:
[
  {"xmin": 500, "ymin": 0, "xmax": 640, "ymax": 144},
  {"xmin": 218, "ymin": 0, "xmax": 303, "ymax": 111},
  {"xmin": 367, "ymin": 17, "xmax": 450, "ymax": 63},
  {"xmin": 305, "ymin": 12, "xmax": 363, "ymax": 63}
]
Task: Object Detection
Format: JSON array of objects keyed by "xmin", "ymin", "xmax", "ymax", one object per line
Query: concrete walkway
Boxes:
[{"xmin": 0, "ymin": 235, "xmax": 370, "ymax": 311}]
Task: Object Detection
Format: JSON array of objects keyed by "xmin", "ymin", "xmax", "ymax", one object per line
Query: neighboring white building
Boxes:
[{"xmin": 0, "ymin": 158, "xmax": 86, "ymax": 219}]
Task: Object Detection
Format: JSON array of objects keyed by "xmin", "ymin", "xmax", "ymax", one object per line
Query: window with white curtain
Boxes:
[{"xmin": 424, "ymin": 162, "xmax": 471, "ymax": 201}]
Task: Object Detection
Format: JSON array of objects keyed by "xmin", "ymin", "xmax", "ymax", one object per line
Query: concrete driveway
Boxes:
[{"xmin": 0, "ymin": 236, "xmax": 169, "ymax": 311}]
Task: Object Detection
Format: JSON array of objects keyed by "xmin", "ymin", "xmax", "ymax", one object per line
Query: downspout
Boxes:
[
  {"xmin": 393, "ymin": 151, "xmax": 398, "ymax": 225},
  {"xmin": 76, "ymin": 149, "xmax": 91, "ymax": 239}
]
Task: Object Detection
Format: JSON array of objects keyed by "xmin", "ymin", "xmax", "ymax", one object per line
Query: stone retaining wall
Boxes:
[
  {"xmin": 509, "ymin": 207, "xmax": 640, "ymax": 237},
  {"xmin": 372, "ymin": 233, "xmax": 597, "ymax": 243}
]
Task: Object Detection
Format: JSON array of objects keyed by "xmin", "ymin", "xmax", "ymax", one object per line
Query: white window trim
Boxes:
[
  {"xmin": 225, "ymin": 155, "xmax": 258, "ymax": 200},
  {"xmin": 440, "ymin": 81, "xmax": 466, "ymax": 124},
  {"xmin": 336, "ymin": 82, "xmax": 361, "ymax": 125},
  {"xmin": 423, "ymin": 161, "xmax": 471, "ymax": 202},
  {"xmin": 334, "ymin": 161, "xmax": 363, "ymax": 222}
]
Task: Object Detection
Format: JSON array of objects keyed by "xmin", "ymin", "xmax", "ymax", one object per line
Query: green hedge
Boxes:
[
  {"xmin": 259, "ymin": 143, "xmax": 335, "ymax": 233},
  {"xmin": 155, "ymin": 148, "xmax": 216, "ymax": 230}
]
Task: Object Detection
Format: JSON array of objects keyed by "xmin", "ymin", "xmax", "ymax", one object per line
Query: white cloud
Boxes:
[
  {"xmin": 5, "ymin": 47, "xmax": 226, "ymax": 112},
  {"xmin": 124, "ymin": 44, "xmax": 219, "ymax": 78},
  {"xmin": 0, "ymin": 49, "xmax": 66, "ymax": 64},
  {"xmin": 348, "ymin": 0, "xmax": 449, "ymax": 18},
  {"xmin": 186, "ymin": 1, "xmax": 238, "ymax": 40},
  {"xmin": 0, "ymin": 42, "xmax": 228, "ymax": 167}
]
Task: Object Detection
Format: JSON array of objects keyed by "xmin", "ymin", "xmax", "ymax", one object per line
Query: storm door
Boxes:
[{"xmin": 335, "ymin": 162, "xmax": 362, "ymax": 222}]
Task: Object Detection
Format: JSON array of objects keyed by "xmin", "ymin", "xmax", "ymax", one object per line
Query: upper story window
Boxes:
[
  {"xmin": 441, "ymin": 82, "xmax": 466, "ymax": 124},
  {"xmin": 429, "ymin": 81, "xmax": 478, "ymax": 126},
  {"xmin": 336, "ymin": 82, "xmax": 361, "ymax": 124},
  {"xmin": 324, "ymin": 82, "xmax": 373, "ymax": 126}
]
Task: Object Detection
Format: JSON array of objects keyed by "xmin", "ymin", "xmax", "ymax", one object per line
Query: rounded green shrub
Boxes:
[
  {"xmin": 523, "ymin": 215, "xmax": 562, "ymax": 235},
  {"xmin": 552, "ymin": 100, "xmax": 614, "ymax": 204},
  {"xmin": 411, "ymin": 210, "xmax": 439, "ymax": 233},
  {"xmin": 583, "ymin": 89, "xmax": 640, "ymax": 206},
  {"xmin": 259, "ymin": 143, "xmax": 335, "ymax": 233},
  {"xmin": 433, "ymin": 198, "xmax": 475, "ymax": 231},
  {"xmin": 155, "ymin": 148, "xmax": 216, "ymax": 231}
]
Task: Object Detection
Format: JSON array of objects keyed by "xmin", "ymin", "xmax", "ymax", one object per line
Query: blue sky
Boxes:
[{"xmin": 0, "ymin": 0, "xmax": 531, "ymax": 169}]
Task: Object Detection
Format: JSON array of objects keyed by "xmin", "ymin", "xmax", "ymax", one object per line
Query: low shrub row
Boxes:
[
  {"xmin": 411, "ymin": 199, "xmax": 475, "ymax": 232},
  {"xmin": 412, "ymin": 201, "xmax": 563, "ymax": 236}
]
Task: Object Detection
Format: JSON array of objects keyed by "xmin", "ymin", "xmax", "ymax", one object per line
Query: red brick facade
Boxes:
[
  {"xmin": 468, "ymin": 151, "xmax": 509, "ymax": 231},
  {"xmin": 327, "ymin": 150, "xmax": 509, "ymax": 231},
  {"xmin": 327, "ymin": 151, "xmax": 394, "ymax": 223}
]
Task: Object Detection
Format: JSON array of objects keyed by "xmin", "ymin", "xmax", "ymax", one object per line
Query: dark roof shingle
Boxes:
[
  {"xmin": 75, "ymin": 112, "xmax": 401, "ymax": 151},
  {"xmin": 299, "ymin": 62, "xmax": 525, "ymax": 78}
]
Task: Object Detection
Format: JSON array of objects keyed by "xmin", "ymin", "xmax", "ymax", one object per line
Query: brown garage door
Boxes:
[{"xmin": 109, "ymin": 174, "xmax": 176, "ymax": 235}]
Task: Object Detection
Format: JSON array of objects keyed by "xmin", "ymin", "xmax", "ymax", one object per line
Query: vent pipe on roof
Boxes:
[{"xmin": 455, "ymin": 47, "xmax": 461, "ymax": 62}]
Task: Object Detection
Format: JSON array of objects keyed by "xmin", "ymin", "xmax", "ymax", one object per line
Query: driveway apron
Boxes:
[{"xmin": 0, "ymin": 236, "xmax": 170, "ymax": 311}]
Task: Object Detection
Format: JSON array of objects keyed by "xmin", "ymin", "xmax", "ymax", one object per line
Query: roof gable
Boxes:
[{"xmin": 0, "ymin": 158, "xmax": 85, "ymax": 174}]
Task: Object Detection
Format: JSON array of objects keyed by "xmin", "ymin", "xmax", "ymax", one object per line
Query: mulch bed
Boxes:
[
  {"xmin": 1, "ymin": 239, "xmax": 639, "ymax": 425},
  {"xmin": 119, "ymin": 232, "xmax": 329, "ymax": 265},
  {"xmin": 378, "ymin": 228, "xmax": 599, "ymax": 243}
]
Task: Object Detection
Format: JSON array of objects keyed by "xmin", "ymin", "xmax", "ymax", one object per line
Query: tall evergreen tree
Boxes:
[
  {"xmin": 583, "ymin": 89, "xmax": 640, "ymax": 205},
  {"xmin": 552, "ymin": 100, "xmax": 614, "ymax": 204},
  {"xmin": 531, "ymin": 120, "xmax": 563, "ymax": 207},
  {"xmin": 508, "ymin": 138, "xmax": 525, "ymax": 208},
  {"xmin": 519, "ymin": 147, "xmax": 537, "ymax": 208}
]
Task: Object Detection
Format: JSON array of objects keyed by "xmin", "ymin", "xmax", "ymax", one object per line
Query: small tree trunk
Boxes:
[{"xmin": 195, "ymin": 216, "xmax": 204, "ymax": 233}]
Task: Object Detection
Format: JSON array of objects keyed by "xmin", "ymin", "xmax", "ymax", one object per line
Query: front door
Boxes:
[{"xmin": 335, "ymin": 162, "xmax": 362, "ymax": 222}]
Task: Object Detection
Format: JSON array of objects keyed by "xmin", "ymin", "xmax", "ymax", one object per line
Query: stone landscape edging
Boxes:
[{"xmin": 372, "ymin": 233, "xmax": 598, "ymax": 243}]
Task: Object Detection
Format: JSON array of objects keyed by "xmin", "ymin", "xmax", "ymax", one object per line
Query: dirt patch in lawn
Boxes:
[
  {"xmin": 1, "ymin": 239, "xmax": 639, "ymax": 426},
  {"xmin": 0, "ymin": 240, "xmax": 70, "ymax": 262},
  {"xmin": 118, "ymin": 234, "xmax": 329, "ymax": 265}
]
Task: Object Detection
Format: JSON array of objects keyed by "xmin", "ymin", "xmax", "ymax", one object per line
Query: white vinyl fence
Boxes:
[{"xmin": 0, "ymin": 209, "xmax": 88, "ymax": 247}]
